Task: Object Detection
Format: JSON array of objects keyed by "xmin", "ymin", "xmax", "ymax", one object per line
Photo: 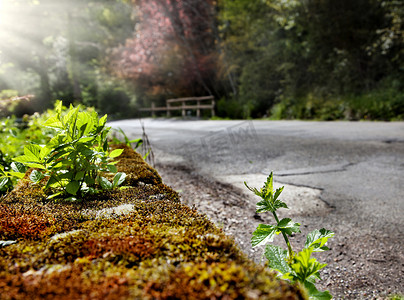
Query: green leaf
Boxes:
[
  {"xmin": 66, "ymin": 181, "xmax": 80, "ymax": 195},
  {"xmin": 85, "ymin": 177, "xmax": 95, "ymax": 186},
  {"xmin": 143, "ymin": 149, "xmax": 151, "ymax": 160},
  {"xmin": 14, "ymin": 155, "xmax": 38, "ymax": 164},
  {"xmin": 244, "ymin": 181, "xmax": 262, "ymax": 197},
  {"xmin": 256, "ymin": 198, "xmax": 288, "ymax": 213},
  {"xmin": 74, "ymin": 171, "xmax": 86, "ymax": 181},
  {"xmin": 58, "ymin": 172, "xmax": 74, "ymax": 181},
  {"xmin": 304, "ymin": 280, "xmax": 332, "ymax": 300},
  {"xmin": 109, "ymin": 148, "xmax": 124, "ymax": 158},
  {"xmin": 251, "ymin": 224, "xmax": 277, "ymax": 247},
  {"xmin": 78, "ymin": 137, "xmax": 95, "ymax": 144},
  {"xmin": 264, "ymin": 244, "xmax": 292, "ymax": 276},
  {"xmin": 76, "ymin": 144, "xmax": 94, "ymax": 158},
  {"xmin": 132, "ymin": 139, "xmax": 143, "ymax": 149},
  {"xmin": 51, "ymin": 159, "xmax": 71, "ymax": 170},
  {"xmin": 11, "ymin": 162, "xmax": 26, "ymax": 173},
  {"xmin": 24, "ymin": 144, "xmax": 42, "ymax": 160},
  {"xmin": 43, "ymin": 116, "xmax": 63, "ymax": 129},
  {"xmin": 99, "ymin": 114, "xmax": 107, "ymax": 127},
  {"xmin": 13, "ymin": 157, "xmax": 45, "ymax": 169},
  {"xmin": 277, "ymin": 218, "xmax": 301, "ymax": 236},
  {"xmin": 263, "ymin": 172, "xmax": 274, "ymax": 198},
  {"xmin": 0, "ymin": 177, "xmax": 9, "ymax": 189},
  {"xmin": 98, "ymin": 176, "xmax": 113, "ymax": 190},
  {"xmin": 27, "ymin": 163, "xmax": 45, "ymax": 170},
  {"xmin": 113, "ymin": 172, "xmax": 126, "ymax": 187},
  {"xmin": 8, "ymin": 172, "xmax": 25, "ymax": 179},
  {"xmin": 55, "ymin": 100, "xmax": 63, "ymax": 115},
  {"xmin": 273, "ymin": 186, "xmax": 284, "ymax": 201},
  {"xmin": 45, "ymin": 175, "xmax": 59, "ymax": 190},
  {"xmin": 106, "ymin": 164, "xmax": 118, "ymax": 173},
  {"xmin": 305, "ymin": 228, "xmax": 335, "ymax": 252},
  {"xmin": 29, "ymin": 170, "xmax": 45, "ymax": 183},
  {"xmin": 102, "ymin": 138, "xmax": 108, "ymax": 152},
  {"xmin": 39, "ymin": 146, "xmax": 52, "ymax": 160},
  {"xmin": 75, "ymin": 111, "xmax": 94, "ymax": 136},
  {"xmin": 274, "ymin": 199, "xmax": 288, "ymax": 209},
  {"xmin": 9, "ymin": 128, "xmax": 18, "ymax": 137},
  {"xmin": 63, "ymin": 106, "xmax": 79, "ymax": 128},
  {"xmin": 47, "ymin": 191, "xmax": 63, "ymax": 200},
  {"xmin": 291, "ymin": 248, "xmax": 327, "ymax": 283},
  {"xmin": 48, "ymin": 135, "xmax": 67, "ymax": 149},
  {"xmin": 256, "ymin": 199, "xmax": 272, "ymax": 213}
]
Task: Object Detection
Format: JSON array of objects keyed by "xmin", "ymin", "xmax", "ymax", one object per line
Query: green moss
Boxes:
[
  {"xmin": 142, "ymin": 261, "xmax": 305, "ymax": 300},
  {"xmin": 0, "ymin": 144, "xmax": 307, "ymax": 299},
  {"xmin": 112, "ymin": 144, "xmax": 162, "ymax": 186}
]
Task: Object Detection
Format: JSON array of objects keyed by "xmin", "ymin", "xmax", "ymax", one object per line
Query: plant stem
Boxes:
[{"xmin": 272, "ymin": 211, "xmax": 294, "ymax": 260}]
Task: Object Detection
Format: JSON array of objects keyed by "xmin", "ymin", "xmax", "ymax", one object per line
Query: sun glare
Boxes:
[
  {"xmin": 0, "ymin": 0, "xmax": 5, "ymax": 26},
  {"xmin": 0, "ymin": 0, "xmax": 17, "ymax": 42}
]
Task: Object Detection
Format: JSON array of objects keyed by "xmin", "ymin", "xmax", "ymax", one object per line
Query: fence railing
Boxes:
[{"xmin": 139, "ymin": 96, "xmax": 215, "ymax": 118}]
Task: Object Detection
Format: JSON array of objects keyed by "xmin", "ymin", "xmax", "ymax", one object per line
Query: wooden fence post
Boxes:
[
  {"xmin": 167, "ymin": 102, "xmax": 171, "ymax": 117},
  {"xmin": 211, "ymin": 99, "xmax": 215, "ymax": 117},
  {"xmin": 151, "ymin": 102, "xmax": 156, "ymax": 118},
  {"xmin": 182, "ymin": 101, "xmax": 186, "ymax": 117}
]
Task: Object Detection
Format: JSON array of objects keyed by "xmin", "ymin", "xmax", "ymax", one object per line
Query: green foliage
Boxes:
[
  {"xmin": 219, "ymin": 0, "xmax": 403, "ymax": 120},
  {"xmin": 0, "ymin": 115, "xmax": 43, "ymax": 194},
  {"xmin": 246, "ymin": 172, "xmax": 334, "ymax": 300},
  {"xmin": 13, "ymin": 101, "xmax": 126, "ymax": 201},
  {"xmin": 268, "ymin": 82, "xmax": 404, "ymax": 121}
]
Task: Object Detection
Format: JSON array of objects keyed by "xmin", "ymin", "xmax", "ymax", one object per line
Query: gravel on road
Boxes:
[{"xmin": 156, "ymin": 163, "xmax": 404, "ymax": 300}]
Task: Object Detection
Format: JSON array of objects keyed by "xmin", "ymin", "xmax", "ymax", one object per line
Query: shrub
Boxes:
[{"xmin": 12, "ymin": 101, "xmax": 126, "ymax": 201}]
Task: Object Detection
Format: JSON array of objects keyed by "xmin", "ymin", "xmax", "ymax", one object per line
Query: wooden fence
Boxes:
[{"xmin": 139, "ymin": 96, "xmax": 215, "ymax": 118}]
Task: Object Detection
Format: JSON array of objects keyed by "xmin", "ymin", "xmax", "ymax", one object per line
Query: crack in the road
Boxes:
[
  {"xmin": 383, "ymin": 139, "xmax": 404, "ymax": 144},
  {"xmin": 267, "ymin": 162, "xmax": 355, "ymax": 177}
]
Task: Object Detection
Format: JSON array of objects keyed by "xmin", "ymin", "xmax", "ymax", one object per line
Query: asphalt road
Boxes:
[
  {"xmin": 110, "ymin": 119, "xmax": 404, "ymax": 234},
  {"xmin": 109, "ymin": 119, "xmax": 404, "ymax": 297}
]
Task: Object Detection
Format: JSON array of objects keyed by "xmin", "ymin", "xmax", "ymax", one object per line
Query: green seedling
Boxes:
[
  {"xmin": 13, "ymin": 100, "xmax": 126, "ymax": 201},
  {"xmin": 110, "ymin": 127, "xmax": 143, "ymax": 149},
  {"xmin": 245, "ymin": 172, "xmax": 334, "ymax": 300}
]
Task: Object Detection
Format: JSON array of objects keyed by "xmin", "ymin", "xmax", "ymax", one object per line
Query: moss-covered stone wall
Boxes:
[{"xmin": 0, "ymin": 144, "xmax": 306, "ymax": 299}]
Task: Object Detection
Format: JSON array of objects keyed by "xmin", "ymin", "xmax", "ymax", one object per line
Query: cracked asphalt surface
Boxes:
[{"xmin": 110, "ymin": 119, "xmax": 404, "ymax": 299}]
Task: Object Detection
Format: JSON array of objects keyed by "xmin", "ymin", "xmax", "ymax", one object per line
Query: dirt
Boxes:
[{"xmin": 156, "ymin": 163, "xmax": 404, "ymax": 300}]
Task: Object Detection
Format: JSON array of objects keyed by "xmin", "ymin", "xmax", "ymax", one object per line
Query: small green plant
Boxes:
[
  {"xmin": 13, "ymin": 101, "xmax": 126, "ymax": 201},
  {"xmin": 110, "ymin": 127, "xmax": 143, "ymax": 149},
  {"xmin": 245, "ymin": 172, "xmax": 334, "ymax": 300}
]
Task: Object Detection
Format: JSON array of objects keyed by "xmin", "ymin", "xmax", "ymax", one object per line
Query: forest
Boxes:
[{"xmin": 0, "ymin": 0, "xmax": 403, "ymax": 120}]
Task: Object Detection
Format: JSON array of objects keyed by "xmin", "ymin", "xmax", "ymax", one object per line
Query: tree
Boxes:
[
  {"xmin": 217, "ymin": 0, "xmax": 403, "ymax": 118},
  {"xmin": 110, "ymin": 0, "xmax": 220, "ymax": 107},
  {"xmin": 0, "ymin": 0, "xmax": 134, "ymax": 114}
]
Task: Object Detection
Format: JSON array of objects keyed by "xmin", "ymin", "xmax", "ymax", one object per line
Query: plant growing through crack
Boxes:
[
  {"xmin": 245, "ymin": 172, "xmax": 334, "ymax": 300},
  {"xmin": 12, "ymin": 101, "xmax": 126, "ymax": 201}
]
